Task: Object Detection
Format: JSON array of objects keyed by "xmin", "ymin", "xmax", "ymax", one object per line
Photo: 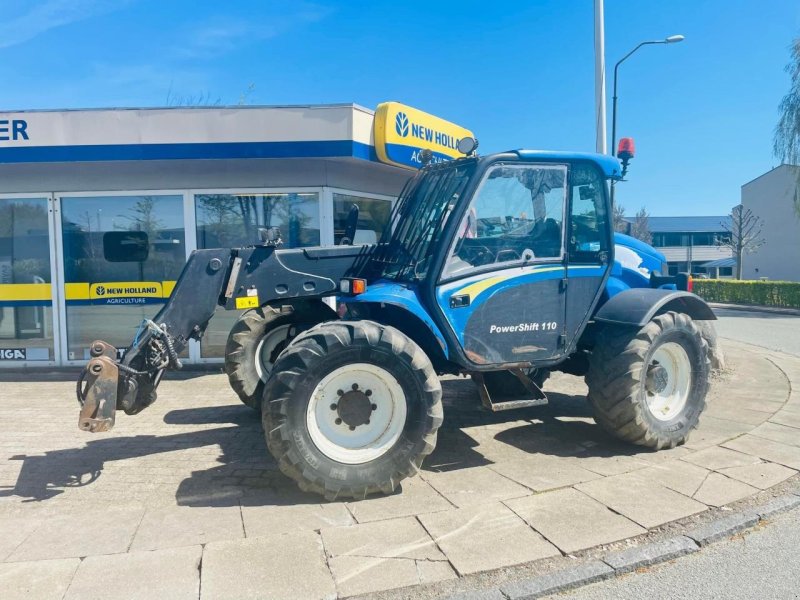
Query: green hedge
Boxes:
[{"xmin": 693, "ymin": 279, "xmax": 800, "ymax": 309}]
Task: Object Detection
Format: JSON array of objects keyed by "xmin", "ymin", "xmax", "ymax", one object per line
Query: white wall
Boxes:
[{"xmin": 741, "ymin": 165, "xmax": 800, "ymax": 282}]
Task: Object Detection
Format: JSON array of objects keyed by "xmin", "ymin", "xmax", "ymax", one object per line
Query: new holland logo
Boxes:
[
  {"xmin": 95, "ymin": 285, "xmax": 106, "ymax": 296},
  {"xmin": 395, "ymin": 112, "xmax": 409, "ymax": 137}
]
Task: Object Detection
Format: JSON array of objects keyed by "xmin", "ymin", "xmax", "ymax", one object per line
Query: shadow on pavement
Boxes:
[{"xmin": 2, "ymin": 379, "xmax": 646, "ymax": 508}]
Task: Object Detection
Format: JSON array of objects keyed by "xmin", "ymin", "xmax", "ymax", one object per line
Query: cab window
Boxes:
[
  {"xmin": 443, "ymin": 163, "xmax": 566, "ymax": 278},
  {"xmin": 568, "ymin": 164, "xmax": 609, "ymax": 263}
]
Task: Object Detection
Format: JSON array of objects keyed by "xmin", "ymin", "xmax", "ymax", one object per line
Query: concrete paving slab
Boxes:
[
  {"xmin": 704, "ymin": 404, "xmax": 772, "ymax": 426},
  {"xmin": 242, "ymin": 499, "xmax": 353, "ymax": 537},
  {"xmin": 719, "ymin": 462, "xmax": 797, "ymax": 490},
  {"xmin": 64, "ymin": 545, "xmax": 201, "ymax": 600},
  {"xmin": 0, "ymin": 558, "xmax": 80, "ymax": 600},
  {"xmin": 505, "ymin": 488, "xmax": 645, "ymax": 553},
  {"xmin": 201, "ymin": 531, "xmax": 336, "ymax": 600},
  {"xmin": 750, "ymin": 421, "xmax": 800, "ymax": 448},
  {"xmin": 422, "ymin": 466, "xmax": 530, "ymax": 508},
  {"xmin": 683, "ymin": 416, "xmax": 755, "ymax": 450},
  {"xmin": 346, "ymin": 477, "xmax": 452, "ymax": 523},
  {"xmin": 769, "ymin": 410, "xmax": 800, "ymax": 429},
  {"xmin": 630, "ymin": 460, "xmax": 710, "ymax": 497},
  {"xmin": 693, "ymin": 472, "xmax": 759, "ymax": 507},
  {"xmin": 418, "ymin": 503, "xmax": 559, "ymax": 575},
  {"xmin": 320, "ymin": 516, "xmax": 444, "ymax": 561},
  {"xmin": 567, "ymin": 454, "xmax": 650, "ymax": 477},
  {"xmin": 328, "ymin": 553, "xmax": 456, "ymax": 597},
  {"xmin": 723, "ymin": 434, "xmax": 800, "ymax": 470},
  {"xmin": 7, "ymin": 506, "xmax": 144, "ymax": 562},
  {"xmin": 682, "ymin": 446, "xmax": 761, "ymax": 470},
  {"xmin": 0, "ymin": 516, "xmax": 41, "ymax": 561},
  {"xmin": 130, "ymin": 506, "xmax": 243, "ymax": 551},
  {"xmin": 576, "ymin": 472, "xmax": 707, "ymax": 529},
  {"xmin": 490, "ymin": 456, "xmax": 601, "ymax": 492}
]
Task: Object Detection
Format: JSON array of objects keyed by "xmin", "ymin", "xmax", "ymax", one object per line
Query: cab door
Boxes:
[{"xmin": 435, "ymin": 162, "xmax": 568, "ymax": 366}]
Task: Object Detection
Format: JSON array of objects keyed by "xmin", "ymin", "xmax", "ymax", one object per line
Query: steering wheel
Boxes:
[
  {"xmin": 494, "ymin": 249, "xmax": 521, "ymax": 263},
  {"xmin": 460, "ymin": 244, "xmax": 495, "ymax": 266}
]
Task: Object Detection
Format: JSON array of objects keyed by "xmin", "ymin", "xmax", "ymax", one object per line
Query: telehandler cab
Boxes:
[{"xmin": 76, "ymin": 139, "xmax": 717, "ymax": 499}]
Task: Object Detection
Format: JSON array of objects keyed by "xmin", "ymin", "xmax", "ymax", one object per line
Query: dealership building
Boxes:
[{"xmin": 0, "ymin": 102, "xmax": 472, "ymax": 367}]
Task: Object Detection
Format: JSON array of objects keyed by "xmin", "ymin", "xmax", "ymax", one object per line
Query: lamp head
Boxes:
[{"xmin": 664, "ymin": 34, "xmax": 685, "ymax": 44}]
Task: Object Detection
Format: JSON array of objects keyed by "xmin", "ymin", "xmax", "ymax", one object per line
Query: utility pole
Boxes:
[{"xmin": 594, "ymin": 0, "xmax": 607, "ymax": 154}]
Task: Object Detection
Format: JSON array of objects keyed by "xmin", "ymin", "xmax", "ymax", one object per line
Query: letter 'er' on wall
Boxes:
[{"xmin": 373, "ymin": 102, "xmax": 474, "ymax": 170}]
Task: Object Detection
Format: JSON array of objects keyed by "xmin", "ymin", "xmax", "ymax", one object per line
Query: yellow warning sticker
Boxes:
[{"xmin": 235, "ymin": 296, "xmax": 259, "ymax": 309}]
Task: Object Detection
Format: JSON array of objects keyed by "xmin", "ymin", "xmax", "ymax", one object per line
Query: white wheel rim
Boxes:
[
  {"xmin": 306, "ymin": 363, "xmax": 407, "ymax": 464},
  {"xmin": 645, "ymin": 342, "xmax": 692, "ymax": 421},
  {"xmin": 254, "ymin": 324, "xmax": 292, "ymax": 382}
]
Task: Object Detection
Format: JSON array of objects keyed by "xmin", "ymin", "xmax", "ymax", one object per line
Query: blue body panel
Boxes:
[
  {"xmin": 606, "ymin": 233, "xmax": 671, "ymax": 300},
  {"xmin": 514, "ymin": 150, "xmax": 623, "ymax": 180},
  {"xmin": 340, "ymin": 281, "xmax": 450, "ymax": 357}
]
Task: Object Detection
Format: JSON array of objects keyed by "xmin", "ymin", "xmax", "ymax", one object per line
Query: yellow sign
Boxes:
[
  {"xmin": 235, "ymin": 296, "xmax": 259, "ymax": 309},
  {"xmin": 90, "ymin": 282, "xmax": 163, "ymax": 300},
  {"xmin": 374, "ymin": 102, "xmax": 474, "ymax": 169}
]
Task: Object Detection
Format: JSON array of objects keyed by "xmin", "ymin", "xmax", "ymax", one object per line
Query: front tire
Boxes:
[
  {"xmin": 263, "ymin": 321, "xmax": 443, "ymax": 500},
  {"xmin": 586, "ymin": 311, "xmax": 709, "ymax": 449}
]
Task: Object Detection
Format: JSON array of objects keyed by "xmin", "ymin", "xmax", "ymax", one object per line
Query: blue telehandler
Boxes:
[{"xmin": 76, "ymin": 139, "xmax": 718, "ymax": 499}]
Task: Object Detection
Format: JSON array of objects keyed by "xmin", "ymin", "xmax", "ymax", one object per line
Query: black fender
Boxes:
[{"xmin": 593, "ymin": 289, "xmax": 716, "ymax": 327}]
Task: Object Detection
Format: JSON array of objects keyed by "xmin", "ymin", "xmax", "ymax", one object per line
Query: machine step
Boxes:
[{"xmin": 471, "ymin": 370, "xmax": 549, "ymax": 413}]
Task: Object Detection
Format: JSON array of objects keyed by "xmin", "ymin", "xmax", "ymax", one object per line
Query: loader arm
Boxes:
[{"xmin": 77, "ymin": 243, "xmax": 371, "ymax": 432}]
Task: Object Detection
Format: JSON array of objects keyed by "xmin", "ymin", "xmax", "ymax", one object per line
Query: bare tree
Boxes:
[
  {"xmin": 612, "ymin": 202, "xmax": 628, "ymax": 234},
  {"xmin": 717, "ymin": 205, "xmax": 765, "ymax": 279},
  {"xmin": 629, "ymin": 207, "xmax": 652, "ymax": 244}
]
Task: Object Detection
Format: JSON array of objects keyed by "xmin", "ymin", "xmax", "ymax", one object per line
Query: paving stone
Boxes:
[
  {"xmin": 242, "ymin": 500, "xmax": 353, "ymax": 537},
  {"xmin": 631, "ymin": 445, "xmax": 693, "ymax": 465},
  {"xmin": 692, "ymin": 472, "xmax": 758, "ymax": 507},
  {"xmin": 755, "ymin": 494, "xmax": 800, "ymax": 519},
  {"xmin": 723, "ymin": 434, "xmax": 800, "ymax": 470},
  {"xmin": 769, "ymin": 410, "xmax": 800, "ymax": 429},
  {"xmin": 441, "ymin": 588, "xmax": 507, "ymax": 600},
  {"xmin": 501, "ymin": 560, "xmax": 615, "ymax": 599},
  {"xmin": 505, "ymin": 488, "xmax": 645, "ymax": 553},
  {"xmin": 0, "ymin": 558, "xmax": 79, "ymax": 600},
  {"xmin": 719, "ymin": 461, "xmax": 797, "ymax": 490},
  {"xmin": 130, "ymin": 506, "xmax": 243, "ymax": 551},
  {"xmin": 603, "ymin": 536, "xmax": 699, "ymax": 574},
  {"xmin": 201, "ymin": 531, "xmax": 336, "ymax": 600},
  {"xmin": 685, "ymin": 512, "xmax": 760, "ymax": 546},
  {"xmin": 328, "ymin": 554, "xmax": 456, "ymax": 597},
  {"xmin": 418, "ymin": 503, "xmax": 559, "ymax": 575},
  {"xmin": 490, "ymin": 456, "xmax": 601, "ymax": 492},
  {"xmin": 576, "ymin": 472, "xmax": 707, "ymax": 529},
  {"xmin": 750, "ymin": 421, "xmax": 800, "ymax": 448},
  {"xmin": 321, "ymin": 516, "xmax": 444, "ymax": 561},
  {"xmin": 567, "ymin": 454, "xmax": 650, "ymax": 477},
  {"xmin": 346, "ymin": 477, "xmax": 452, "ymax": 523},
  {"xmin": 0, "ymin": 516, "xmax": 41, "ymax": 561},
  {"xmin": 422, "ymin": 466, "xmax": 530, "ymax": 508},
  {"xmin": 64, "ymin": 546, "xmax": 201, "ymax": 600},
  {"xmin": 8, "ymin": 506, "xmax": 145, "ymax": 562},
  {"xmin": 683, "ymin": 416, "xmax": 755, "ymax": 450},
  {"xmin": 682, "ymin": 446, "xmax": 761, "ymax": 470},
  {"xmin": 704, "ymin": 404, "xmax": 772, "ymax": 426},
  {"xmin": 630, "ymin": 460, "xmax": 710, "ymax": 497}
]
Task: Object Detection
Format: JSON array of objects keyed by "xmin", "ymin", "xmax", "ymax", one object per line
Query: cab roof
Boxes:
[{"xmin": 510, "ymin": 150, "xmax": 623, "ymax": 180}]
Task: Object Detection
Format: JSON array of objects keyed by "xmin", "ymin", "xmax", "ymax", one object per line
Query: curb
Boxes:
[
  {"xmin": 709, "ymin": 303, "xmax": 800, "ymax": 317},
  {"xmin": 443, "ymin": 492, "xmax": 800, "ymax": 600}
]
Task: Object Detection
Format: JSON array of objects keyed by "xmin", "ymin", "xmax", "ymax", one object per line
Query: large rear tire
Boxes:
[
  {"xmin": 586, "ymin": 311, "xmax": 709, "ymax": 449},
  {"xmin": 263, "ymin": 321, "xmax": 443, "ymax": 500},
  {"xmin": 224, "ymin": 305, "xmax": 326, "ymax": 410}
]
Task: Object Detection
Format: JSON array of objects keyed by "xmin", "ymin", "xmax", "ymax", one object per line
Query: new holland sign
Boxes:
[{"xmin": 374, "ymin": 102, "xmax": 474, "ymax": 169}]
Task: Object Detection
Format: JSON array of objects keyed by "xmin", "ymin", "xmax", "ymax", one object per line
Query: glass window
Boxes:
[
  {"xmin": 61, "ymin": 195, "xmax": 185, "ymax": 360},
  {"xmin": 195, "ymin": 192, "xmax": 320, "ymax": 358},
  {"xmin": 444, "ymin": 164, "xmax": 566, "ymax": 278},
  {"xmin": 719, "ymin": 266, "xmax": 733, "ymax": 277},
  {"xmin": 568, "ymin": 164, "xmax": 609, "ymax": 262},
  {"xmin": 196, "ymin": 193, "xmax": 320, "ymax": 249},
  {"xmin": 333, "ymin": 193, "xmax": 392, "ymax": 245},
  {"xmin": 0, "ymin": 198, "xmax": 54, "ymax": 362}
]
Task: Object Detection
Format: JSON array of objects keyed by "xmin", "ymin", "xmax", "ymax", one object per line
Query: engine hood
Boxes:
[{"xmin": 614, "ymin": 232, "xmax": 666, "ymax": 276}]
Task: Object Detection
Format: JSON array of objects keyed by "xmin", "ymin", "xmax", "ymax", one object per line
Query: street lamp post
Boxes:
[{"xmin": 610, "ymin": 34, "xmax": 684, "ymax": 204}]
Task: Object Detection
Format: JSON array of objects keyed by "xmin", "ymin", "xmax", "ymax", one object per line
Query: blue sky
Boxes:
[{"xmin": 1, "ymin": 0, "xmax": 799, "ymax": 216}]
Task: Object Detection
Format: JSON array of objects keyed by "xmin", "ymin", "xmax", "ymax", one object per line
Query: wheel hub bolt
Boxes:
[
  {"xmin": 349, "ymin": 425, "xmax": 356, "ymax": 431},
  {"xmin": 329, "ymin": 403, "xmax": 338, "ymax": 411},
  {"xmin": 337, "ymin": 390, "xmax": 344, "ymax": 396},
  {"xmin": 371, "ymin": 403, "xmax": 377, "ymax": 411},
  {"xmin": 365, "ymin": 389, "xmax": 372, "ymax": 396},
  {"xmin": 351, "ymin": 383, "xmax": 359, "ymax": 390},
  {"xmin": 335, "ymin": 418, "xmax": 342, "ymax": 425}
]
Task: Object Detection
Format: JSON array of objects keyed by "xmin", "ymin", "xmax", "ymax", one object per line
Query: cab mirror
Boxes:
[{"xmin": 103, "ymin": 231, "xmax": 149, "ymax": 262}]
